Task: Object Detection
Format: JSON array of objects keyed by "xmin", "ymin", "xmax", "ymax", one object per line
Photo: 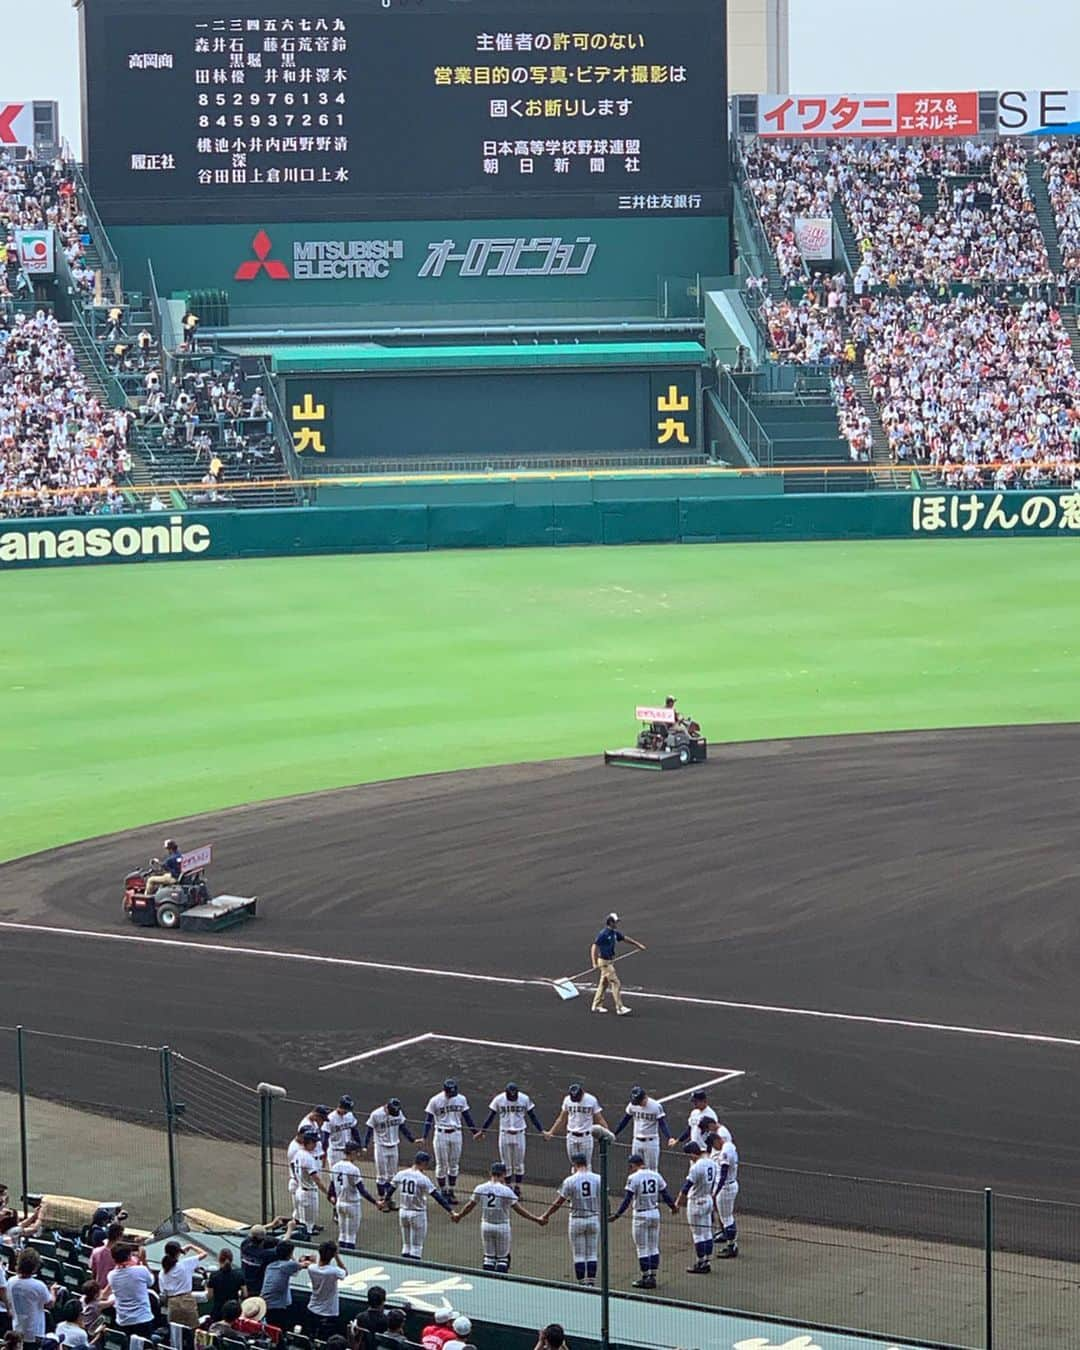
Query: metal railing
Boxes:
[
  {"xmin": 69, "ymin": 161, "xmax": 123, "ymax": 305},
  {"xmin": 260, "ymin": 360, "xmax": 305, "ymax": 482},
  {"xmin": 715, "ymin": 368, "xmax": 774, "ymax": 466}
]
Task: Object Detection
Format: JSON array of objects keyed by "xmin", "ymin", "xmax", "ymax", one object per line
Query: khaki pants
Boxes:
[
  {"xmin": 592, "ymin": 959, "xmax": 623, "ymax": 1011},
  {"xmin": 166, "ymin": 1293, "xmax": 199, "ymax": 1328},
  {"xmin": 144, "ymin": 872, "xmax": 174, "ymax": 897}
]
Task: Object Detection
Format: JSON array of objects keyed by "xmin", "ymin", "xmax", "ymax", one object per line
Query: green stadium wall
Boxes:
[
  {"xmin": 110, "ymin": 217, "xmax": 731, "ymax": 324},
  {"xmin": 3, "ymin": 490, "xmax": 1078, "ymax": 569}
]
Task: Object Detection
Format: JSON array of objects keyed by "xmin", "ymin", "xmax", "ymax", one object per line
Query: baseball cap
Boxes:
[
  {"xmin": 606, "ymin": 912, "xmax": 619, "ymax": 924},
  {"xmin": 683, "ymin": 1141, "xmax": 704, "ymax": 1154},
  {"xmin": 691, "ymin": 1090, "xmax": 708, "ymax": 1102},
  {"xmin": 628, "ymin": 1153, "xmax": 644, "ymax": 1165},
  {"xmin": 434, "ymin": 1309, "xmax": 455, "ymax": 1325},
  {"xmin": 453, "ymin": 1317, "xmax": 472, "ymax": 1336}
]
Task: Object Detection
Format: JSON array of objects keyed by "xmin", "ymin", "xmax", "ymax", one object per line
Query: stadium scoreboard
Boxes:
[{"xmin": 80, "ymin": 0, "xmax": 729, "ymax": 227}]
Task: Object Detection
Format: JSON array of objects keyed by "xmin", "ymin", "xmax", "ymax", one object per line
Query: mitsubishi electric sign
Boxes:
[
  {"xmin": 233, "ymin": 229, "xmax": 595, "ymax": 284},
  {"xmin": 234, "ymin": 230, "xmax": 405, "ymax": 282}
]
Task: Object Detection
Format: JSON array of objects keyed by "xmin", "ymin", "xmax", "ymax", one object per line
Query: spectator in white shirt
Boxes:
[
  {"xmin": 305, "ymin": 1242, "xmax": 346, "ymax": 1340},
  {"xmin": 8, "ymin": 1252, "xmax": 54, "ymax": 1349},
  {"xmin": 105, "ymin": 1245, "xmax": 156, "ymax": 1340},
  {"xmin": 157, "ymin": 1242, "xmax": 204, "ymax": 1329}
]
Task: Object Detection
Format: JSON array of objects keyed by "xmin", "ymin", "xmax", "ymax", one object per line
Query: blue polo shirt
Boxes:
[
  {"xmin": 594, "ymin": 926, "xmax": 624, "ymax": 961},
  {"xmin": 163, "ymin": 849, "xmax": 183, "ymax": 879}
]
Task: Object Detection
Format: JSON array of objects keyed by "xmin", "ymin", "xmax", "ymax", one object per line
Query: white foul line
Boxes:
[
  {"xmin": 5, "ymin": 920, "xmax": 1080, "ymax": 1050},
  {"xmin": 657, "ymin": 1071, "xmax": 743, "ymax": 1105},
  {"xmin": 320, "ymin": 1033, "xmax": 435, "ymax": 1070},
  {"xmin": 320, "ymin": 1030, "xmax": 742, "ymax": 1077}
]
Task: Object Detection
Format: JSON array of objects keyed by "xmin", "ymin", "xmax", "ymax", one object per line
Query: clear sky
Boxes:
[{"xmin": 3, "ymin": 0, "xmax": 1079, "ymax": 153}]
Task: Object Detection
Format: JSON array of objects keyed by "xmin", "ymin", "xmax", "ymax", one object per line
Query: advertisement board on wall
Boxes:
[
  {"xmin": 0, "ymin": 102, "xmax": 33, "ymax": 147},
  {"xmin": 996, "ymin": 89, "xmax": 1080, "ymax": 135},
  {"xmin": 757, "ymin": 91, "xmax": 978, "ymax": 137}
]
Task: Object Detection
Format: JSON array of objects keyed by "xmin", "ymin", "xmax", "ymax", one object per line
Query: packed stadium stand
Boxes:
[
  {"xmin": 734, "ymin": 133, "xmax": 1080, "ymax": 478},
  {"xmin": 6, "ymin": 127, "xmax": 1080, "ymax": 515}
]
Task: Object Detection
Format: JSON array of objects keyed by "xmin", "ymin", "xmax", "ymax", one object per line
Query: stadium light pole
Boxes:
[{"xmin": 258, "ymin": 1082, "xmax": 287, "ymax": 1224}]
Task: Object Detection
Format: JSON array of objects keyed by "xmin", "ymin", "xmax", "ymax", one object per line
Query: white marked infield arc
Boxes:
[
  {"xmin": 4, "ymin": 920, "xmax": 1080, "ymax": 1050},
  {"xmin": 317, "ymin": 1031, "xmax": 745, "ymax": 1104}
]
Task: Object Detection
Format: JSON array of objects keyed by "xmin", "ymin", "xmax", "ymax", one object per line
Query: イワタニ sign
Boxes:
[
  {"xmin": 15, "ymin": 230, "xmax": 55, "ymax": 275},
  {"xmin": 0, "ymin": 102, "xmax": 33, "ymax": 147},
  {"xmin": 794, "ymin": 217, "xmax": 832, "ymax": 261},
  {"xmin": 996, "ymin": 89, "xmax": 1080, "ymax": 135},
  {"xmin": 758, "ymin": 91, "xmax": 978, "ymax": 137},
  {"xmin": 637, "ymin": 705, "xmax": 676, "ymax": 724}
]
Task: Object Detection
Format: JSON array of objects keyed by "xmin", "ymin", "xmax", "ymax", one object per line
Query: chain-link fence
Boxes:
[{"xmin": 2, "ymin": 1024, "xmax": 1079, "ymax": 1348}]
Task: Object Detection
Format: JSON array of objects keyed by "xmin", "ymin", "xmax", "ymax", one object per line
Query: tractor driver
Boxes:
[{"xmin": 145, "ymin": 839, "xmax": 184, "ymax": 897}]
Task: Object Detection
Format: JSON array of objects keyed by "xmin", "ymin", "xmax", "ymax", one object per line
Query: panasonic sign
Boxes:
[
  {"xmin": 0, "ymin": 515, "xmax": 212, "ymax": 566},
  {"xmin": 292, "ymin": 238, "xmax": 405, "ymax": 280}
]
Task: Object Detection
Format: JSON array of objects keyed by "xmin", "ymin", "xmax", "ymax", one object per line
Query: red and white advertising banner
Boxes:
[
  {"xmin": 0, "ymin": 103, "xmax": 34, "ymax": 147},
  {"xmin": 758, "ymin": 91, "xmax": 979, "ymax": 138},
  {"xmin": 636, "ymin": 706, "xmax": 675, "ymax": 724},
  {"xmin": 794, "ymin": 216, "xmax": 832, "ymax": 261}
]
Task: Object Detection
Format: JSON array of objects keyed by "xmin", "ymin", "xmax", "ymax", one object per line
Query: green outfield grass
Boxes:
[{"xmin": 3, "ymin": 538, "xmax": 1079, "ymax": 862}]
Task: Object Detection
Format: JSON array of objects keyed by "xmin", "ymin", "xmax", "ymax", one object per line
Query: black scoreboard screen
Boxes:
[{"xmin": 80, "ymin": 0, "xmax": 729, "ymax": 225}]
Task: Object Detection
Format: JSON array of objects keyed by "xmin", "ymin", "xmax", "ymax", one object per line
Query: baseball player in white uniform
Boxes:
[
  {"xmin": 330, "ymin": 1140, "xmax": 383, "ymax": 1249},
  {"xmin": 706, "ymin": 1130, "xmax": 740, "ymax": 1257},
  {"xmin": 450, "ymin": 1161, "xmax": 544, "ymax": 1273},
  {"xmin": 669, "ymin": 1089, "xmax": 725, "ymax": 1152},
  {"xmin": 538, "ymin": 1153, "xmax": 602, "ymax": 1286},
  {"xmin": 295, "ymin": 1105, "xmax": 330, "ymax": 1168},
  {"xmin": 608, "ymin": 1154, "xmax": 677, "ymax": 1289},
  {"xmin": 673, "ymin": 1142, "xmax": 719, "ymax": 1273},
  {"xmin": 422, "ymin": 1078, "xmax": 478, "ymax": 1203},
  {"xmin": 287, "ymin": 1127, "xmax": 328, "ymax": 1236},
  {"xmin": 544, "ymin": 1082, "xmax": 609, "ymax": 1166},
  {"xmin": 613, "ymin": 1087, "xmax": 671, "ymax": 1171},
  {"xmin": 385, "ymin": 1151, "xmax": 453, "ymax": 1260},
  {"xmin": 476, "ymin": 1083, "xmax": 545, "ymax": 1194},
  {"xmin": 324, "ymin": 1096, "xmax": 360, "ymax": 1168},
  {"xmin": 363, "ymin": 1098, "xmax": 416, "ymax": 1206}
]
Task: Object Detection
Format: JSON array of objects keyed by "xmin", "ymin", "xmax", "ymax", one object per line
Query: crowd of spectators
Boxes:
[
  {"xmin": 1, "ymin": 155, "xmax": 96, "ymax": 300},
  {"xmin": 139, "ymin": 362, "xmax": 276, "ymax": 500},
  {"xmin": 0, "ymin": 1194, "xmax": 559, "ymax": 1350},
  {"xmin": 758, "ymin": 275, "xmax": 854, "ymax": 364},
  {"xmin": 858, "ymin": 293, "xmax": 1080, "ymax": 477},
  {"xmin": 739, "ymin": 135, "xmax": 1080, "ymax": 472},
  {"xmin": 838, "ymin": 138, "xmax": 1050, "ymax": 290},
  {"xmin": 1038, "ymin": 139, "xmax": 1080, "ymax": 284},
  {"xmin": 0, "ymin": 309, "xmax": 133, "ymax": 518},
  {"xmin": 742, "ymin": 139, "xmax": 832, "ymax": 282}
]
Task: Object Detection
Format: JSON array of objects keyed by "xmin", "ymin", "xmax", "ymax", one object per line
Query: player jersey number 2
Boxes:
[{"xmin": 485, "ymin": 1193, "xmax": 497, "ymax": 1207}]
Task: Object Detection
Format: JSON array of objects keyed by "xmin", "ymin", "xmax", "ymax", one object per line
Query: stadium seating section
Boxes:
[{"xmin": 4, "ymin": 133, "xmax": 1080, "ymax": 515}]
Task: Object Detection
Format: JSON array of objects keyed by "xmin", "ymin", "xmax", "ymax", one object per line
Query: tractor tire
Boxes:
[
  {"xmin": 678, "ymin": 746, "xmax": 691, "ymax": 765},
  {"xmin": 156, "ymin": 902, "xmax": 181, "ymax": 930}
]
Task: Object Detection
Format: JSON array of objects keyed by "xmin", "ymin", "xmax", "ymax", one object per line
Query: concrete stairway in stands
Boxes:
[
  {"xmin": 1061, "ymin": 306, "xmax": 1080, "ymax": 366},
  {"xmin": 851, "ymin": 371, "xmax": 900, "ymax": 488},
  {"xmin": 748, "ymin": 392, "xmax": 869, "ymax": 493},
  {"xmin": 1024, "ymin": 150, "xmax": 1064, "ymax": 276}
]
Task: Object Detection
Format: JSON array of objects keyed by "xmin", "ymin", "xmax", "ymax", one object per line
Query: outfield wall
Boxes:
[{"xmin": 2, "ymin": 490, "xmax": 1078, "ymax": 569}]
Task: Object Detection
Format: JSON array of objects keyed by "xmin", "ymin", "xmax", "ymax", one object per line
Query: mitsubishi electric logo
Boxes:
[
  {"xmin": 234, "ymin": 230, "xmax": 291, "ymax": 281},
  {"xmin": 234, "ymin": 230, "xmax": 404, "ymax": 282}
]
